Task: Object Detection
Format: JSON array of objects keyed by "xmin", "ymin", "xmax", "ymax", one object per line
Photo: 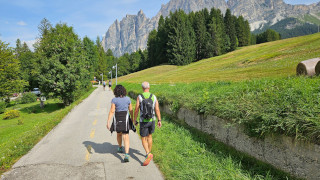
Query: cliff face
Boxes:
[
  {"xmin": 102, "ymin": 0, "xmax": 320, "ymax": 57},
  {"xmin": 102, "ymin": 10, "xmax": 153, "ymax": 56}
]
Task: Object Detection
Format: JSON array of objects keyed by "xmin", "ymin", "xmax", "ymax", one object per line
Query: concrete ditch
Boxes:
[{"xmin": 163, "ymin": 105, "xmax": 320, "ymax": 180}]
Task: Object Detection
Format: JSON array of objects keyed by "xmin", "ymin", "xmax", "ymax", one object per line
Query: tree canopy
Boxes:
[{"xmin": 0, "ymin": 40, "xmax": 27, "ymax": 100}]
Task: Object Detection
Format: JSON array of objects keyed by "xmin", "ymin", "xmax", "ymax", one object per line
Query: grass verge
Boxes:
[
  {"xmin": 123, "ymin": 76, "xmax": 320, "ymax": 145},
  {"xmin": 129, "ymin": 97, "xmax": 297, "ymax": 179},
  {"xmin": 151, "ymin": 114, "xmax": 298, "ymax": 180},
  {"xmin": 0, "ymin": 87, "xmax": 96, "ymax": 175}
]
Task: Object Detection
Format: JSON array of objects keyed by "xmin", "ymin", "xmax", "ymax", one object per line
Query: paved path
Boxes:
[{"xmin": 1, "ymin": 86, "xmax": 164, "ymax": 180}]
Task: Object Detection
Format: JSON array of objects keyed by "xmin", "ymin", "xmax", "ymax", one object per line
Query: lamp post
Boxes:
[
  {"xmin": 109, "ymin": 70, "xmax": 112, "ymax": 84},
  {"xmin": 112, "ymin": 64, "xmax": 117, "ymax": 85},
  {"xmin": 100, "ymin": 73, "xmax": 103, "ymax": 83}
]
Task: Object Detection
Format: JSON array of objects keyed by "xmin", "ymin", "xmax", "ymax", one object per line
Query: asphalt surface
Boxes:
[{"xmin": 1, "ymin": 86, "xmax": 164, "ymax": 180}]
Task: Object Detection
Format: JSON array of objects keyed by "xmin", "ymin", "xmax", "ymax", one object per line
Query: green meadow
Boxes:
[
  {"xmin": 119, "ymin": 32, "xmax": 320, "ymax": 83},
  {"xmin": 0, "ymin": 87, "xmax": 96, "ymax": 174},
  {"xmin": 118, "ymin": 33, "xmax": 320, "ymax": 144}
]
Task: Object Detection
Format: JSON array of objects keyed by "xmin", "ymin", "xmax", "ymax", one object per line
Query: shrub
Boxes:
[
  {"xmin": 0, "ymin": 101, "xmax": 6, "ymax": 114},
  {"xmin": 17, "ymin": 118, "xmax": 24, "ymax": 125},
  {"xmin": 21, "ymin": 92, "xmax": 37, "ymax": 104},
  {"xmin": 3, "ymin": 110, "xmax": 20, "ymax": 120}
]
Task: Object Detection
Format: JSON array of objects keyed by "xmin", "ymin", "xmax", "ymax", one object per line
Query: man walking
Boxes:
[{"xmin": 134, "ymin": 81, "xmax": 161, "ymax": 166}]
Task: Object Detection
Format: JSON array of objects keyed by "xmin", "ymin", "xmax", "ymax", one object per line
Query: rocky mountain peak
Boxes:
[{"xmin": 102, "ymin": 0, "xmax": 320, "ymax": 57}]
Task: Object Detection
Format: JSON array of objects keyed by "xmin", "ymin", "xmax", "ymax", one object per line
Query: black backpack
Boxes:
[{"xmin": 140, "ymin": 94, "xmax": 154, "ymax": 119}]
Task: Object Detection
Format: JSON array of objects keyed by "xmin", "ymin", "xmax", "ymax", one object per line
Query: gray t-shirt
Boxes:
[{"xmin": 111, "ymin": 96, "xmax": 131, "ymax": 112}]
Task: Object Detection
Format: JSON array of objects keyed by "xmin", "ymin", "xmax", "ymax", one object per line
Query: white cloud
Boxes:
[
  {"xmin": 17, "ymin": 21, "xmax": 27, "ymax": 26},
  {"xmin": 23, "ymin": 39, "xmax": 37, "ymax": 51}
]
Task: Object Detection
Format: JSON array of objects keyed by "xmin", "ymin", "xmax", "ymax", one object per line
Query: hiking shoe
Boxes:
[
  {"xmin": 142, "ymin": 153, "xmax": 153, "ymax": 166},
  {"xmin": 124, "ymin": 154, "xmax": 130, "ymax": 162},
  {"xmin": 117, "ymin": 146, "xmax": 124, "ymax": 153}
]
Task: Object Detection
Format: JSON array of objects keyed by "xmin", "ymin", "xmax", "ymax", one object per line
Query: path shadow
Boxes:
[{"xmin": 83, "ymin": 141, "xmax": 145, "ymax": 164}]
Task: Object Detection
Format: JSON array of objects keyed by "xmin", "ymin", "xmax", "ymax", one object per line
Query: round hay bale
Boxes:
[
  {"xmin": 315, "ymin": 61, "xmax": 320, "ymax": 76},
  {"xmin": 296, "ymin": 58, "xmax": 320, "ymax": 76}
]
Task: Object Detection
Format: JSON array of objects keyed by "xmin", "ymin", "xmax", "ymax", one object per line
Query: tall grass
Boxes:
[
  {"xmin": 0, "ymin": 87, "xmax": 96, "ymax": 175},
  {"xmin": 150, "ymin": 115, "xmax": 297, "ymax": 180},
  {"xmin": 123, "ymin": 76, "xmax": 320, "ymax": 144}
]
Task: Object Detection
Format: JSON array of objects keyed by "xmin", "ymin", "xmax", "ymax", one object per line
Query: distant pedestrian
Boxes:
[
  {"xmin": 107, "ymin": 85, "xmax": 134, "ymax": 162},
  {"xmin": 103, "ymin": 81, "xmax": 106, "ymax": 91},
  {"xmin": 134, "ymin": 81, "xmax": 162, "ymax": 166},
  {"xmin": 108, "ymin": 80, "xmax": 112, "ymax": 91}
]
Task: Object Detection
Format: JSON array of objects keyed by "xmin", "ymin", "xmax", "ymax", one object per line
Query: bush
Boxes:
[
  {"xmin": 17, "ymin": 118, "xmax": 24, "ymax": 125},
  {"xmin": 0, "ymin": 101, "xmax": 6, "ymax": 114},
  {"xmin": 3, "ymin": 110, "xmax": 20, "ymax": 120},
  {"xmin": 21, "ymin": 92, "xmax": 37, "ymax": 104}
]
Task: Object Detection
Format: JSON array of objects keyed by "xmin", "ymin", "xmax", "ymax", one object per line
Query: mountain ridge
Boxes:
[{"xmin": 102, "ymin": 0, "xmax": 320, "ymax": 57}]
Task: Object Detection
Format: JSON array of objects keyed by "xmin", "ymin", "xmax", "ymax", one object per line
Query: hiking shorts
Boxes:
[{"xmin": 140, "ymin": 121, "xmax": 155, "ymax": 137}]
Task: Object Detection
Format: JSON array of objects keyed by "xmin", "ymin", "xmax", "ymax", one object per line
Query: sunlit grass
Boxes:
[
  {"xmin": 151, "ymin": 115, "xmax": 296, "ymax": 180},
  {"xmin": 123, "ymin": 75, "xmax": 320, "ymax": 145},
  {"xmin": 118, "ymin": 33, "xmax": 320, "ymax": 83},
  {"xmin": 0, "ymin": 87, "xmax": 96, "ymax": 175}
]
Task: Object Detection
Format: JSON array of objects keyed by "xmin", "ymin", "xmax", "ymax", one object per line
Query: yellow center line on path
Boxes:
[
  {"xmin": 97, "ymin": 103, "xmax": 100, "ymax": 109},
  {"xmin": 85, "ymin": 129, "xmax": 95, "ymax": 161},
  {"xmin": 90, "ymin": 129, "xmax": 95, "ymax": 138},
  {"xmin": 93, "ymin": 119, "xmax": 97, "ymax": 126},
  {"xmin": 85, "ymin": 151, "xmax": 91, "ymax": 161}
]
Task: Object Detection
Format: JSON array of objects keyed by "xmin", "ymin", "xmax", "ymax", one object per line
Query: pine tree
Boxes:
[
  {"xmin": 147, "ymin": 29, "xmax": 158, "ymax": 67},
  {"xmin": 224, "ymin": 9, "xmax": 237, "ymax": 51},
  {"xmin": 95, "ymin": 36, "xmax": 108, "ymax": 81},
  {"xmin": 208, "ymin": 8, "xmax": 224, "ymax": 56},
  {"xmin": 236, "ymin": 16, "xmax": 249, "ymax": 47},
  {"xmin": 157, "ymin": 15, "xmax": 169, "ymax": 65},
  {"xmin": 167, "ymin": 10, "xmax": 196, "ymax": 65},
  {"xmin": 194, "ymin": 11, "xmax": 208, "ymax": 60}
]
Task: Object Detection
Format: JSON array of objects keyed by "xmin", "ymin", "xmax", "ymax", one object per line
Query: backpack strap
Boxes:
[
  {"xmin": 140, "ymin": 94, "xmax": 145, "ymax": 100},
  {"xmin": 149, "ymin": 94, "xmax": 153, "ymax": 100}
]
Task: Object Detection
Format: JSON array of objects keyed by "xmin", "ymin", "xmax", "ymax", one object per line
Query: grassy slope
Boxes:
[
  {"xmin": 117, "ymin": 33, "xmax": 320, "ymax": 144},
  {"xmin": 119, "ymin": 33, "xmax": 320, "ymax": 83}
]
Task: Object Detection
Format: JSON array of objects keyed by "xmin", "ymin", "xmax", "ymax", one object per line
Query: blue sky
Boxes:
[{"xmin": 0, "ymin": 0, "xmax": 319, "ymax": 49}]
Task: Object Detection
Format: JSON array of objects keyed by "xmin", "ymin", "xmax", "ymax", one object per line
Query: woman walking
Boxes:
[
  {"xmin": 108, "ymin": 80, "xmax": 112, "ymax": 91},
  {"xmin": 107, "ymin": 85, "xmax": 133, "ymax": 162}
]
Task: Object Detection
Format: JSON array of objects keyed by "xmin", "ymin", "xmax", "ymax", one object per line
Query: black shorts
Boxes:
[
  {"xmin": 109, "ymin": 85, "xmax": 111, "ymax": 87},
  {"xmin": 103, "ymin": 85, "xmax": 106, "ymax": 87},
  {"xmin": 140, "ymin": 121, "xmax": 155, "ymax": 137}
]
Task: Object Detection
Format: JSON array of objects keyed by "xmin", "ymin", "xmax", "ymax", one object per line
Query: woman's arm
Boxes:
[
  {"xmin": 129, "ymin": 103, "xmax": 133, "ymax": 121},
  {"xmin": 107, "ymin": 103, "xmax": 116, "ymax": 130}
]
